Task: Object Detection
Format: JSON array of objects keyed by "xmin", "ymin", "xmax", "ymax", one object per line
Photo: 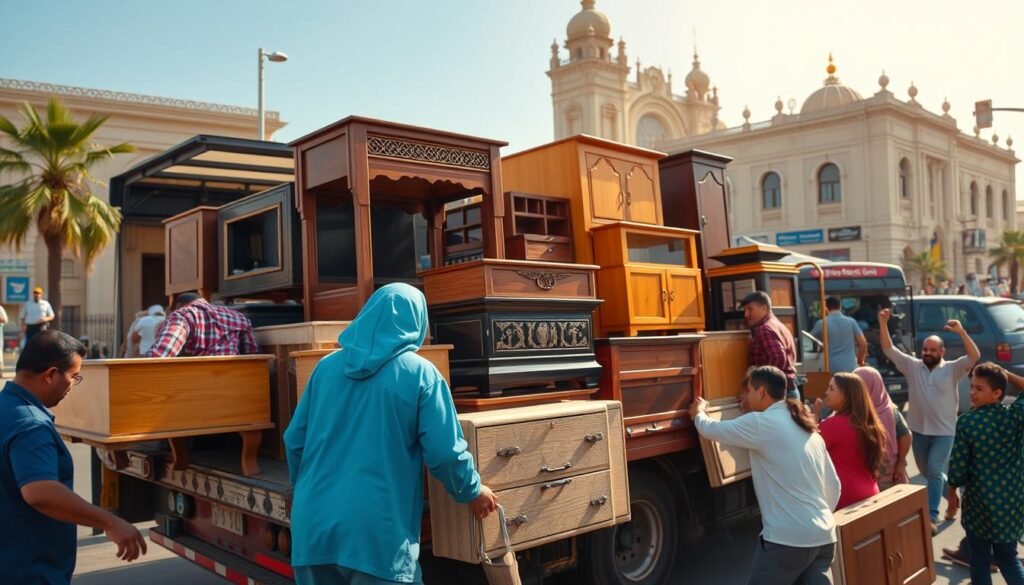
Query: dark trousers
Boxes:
[
  {"xmin": 746, "ymin": 537, "xmax": 835, "ymax": 585},
  {"xmin": 966, "ymin": 531, "xmax": 1024, "ymax": 585},
  {"xmin": 24, "ymin": 323, "xmax": 47, "ymax": 343}
]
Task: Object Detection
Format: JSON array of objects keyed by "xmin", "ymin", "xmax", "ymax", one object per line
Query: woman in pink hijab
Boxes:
[{"xmin": 854, "ymin": 366, "xmax": 911, "ymax": 489}]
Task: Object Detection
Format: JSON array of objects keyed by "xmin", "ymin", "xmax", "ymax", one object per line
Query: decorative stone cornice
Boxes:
[{"xmin": 0, "ymin": 78, "xmax": 279, "ymax": 120}]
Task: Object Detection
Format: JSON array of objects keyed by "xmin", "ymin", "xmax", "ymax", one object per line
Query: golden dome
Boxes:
[
  {"xmin": 685, "ymin": 52, "xmax": 711, "ymax": 94},
  {"xmin": 800, "ymin": 54, "xmax": 863, "ymax": 114},
  {"xmin": 567, "ymin": 0, "xmax": 611, "ymax": 40}
]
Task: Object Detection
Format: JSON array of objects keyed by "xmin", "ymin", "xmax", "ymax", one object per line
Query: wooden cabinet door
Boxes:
[
  {"xmin": 626, "ymin": 267, "xmax": 668, "ymax": 324},
  {"xmin": 586, "ymin": 154, "xmax": 626, "ymax": 222},
  {"xmin": 837, "ymin": 520, "xmax": 896, "ymax": 585},
  {"xmin": 696, "ymin": 171, "xmax": 731, "ymax": 266},
  {"xmin": 666, "ymin": 269, "xmax": 704, "ymax": 325},
  {"xmin": 889, "ymin": 501, "xmax": 934, "ymax": 585},
  {"xmin": 624, "ymin": 164, "xmax": 659, "ymax": 224}
]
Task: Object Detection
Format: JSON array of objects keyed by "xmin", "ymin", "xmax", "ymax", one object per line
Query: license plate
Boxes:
[{"xmin": 211, "ymin": 504, "xmax": 245, "ymax": 536}]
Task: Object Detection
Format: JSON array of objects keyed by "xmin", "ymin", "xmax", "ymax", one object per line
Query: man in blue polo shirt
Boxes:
[{"xmin": 1, "ymin": 330, "xmax": 147, "ymax": 584}]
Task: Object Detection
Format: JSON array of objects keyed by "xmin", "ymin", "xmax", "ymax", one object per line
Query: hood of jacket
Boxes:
[{"xmin": 338, "ymin": 283, "xmax": 428, "ymax": 379}]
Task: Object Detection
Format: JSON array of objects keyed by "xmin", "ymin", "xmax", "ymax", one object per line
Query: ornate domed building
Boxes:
[
  {"xmin": 548, "ymin": 0, "xmax": 723, "ymax": 148},
  {"xmin": 658, "ymin": 56, "xmax": 1018, "ymax": 283}
]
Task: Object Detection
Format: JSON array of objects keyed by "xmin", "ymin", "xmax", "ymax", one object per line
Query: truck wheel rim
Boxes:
[{"xmin": 614, "ymin": 499, "xmax": 662, "ymax": 581}]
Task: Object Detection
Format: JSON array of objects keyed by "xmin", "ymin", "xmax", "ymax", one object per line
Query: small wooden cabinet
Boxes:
[
  {"xmin": 218, "ymin": 184, "xmax": 302, "ymax": 299},
  {"xmin": 591, "ymin": 222, "xmax": 704, "ymax": 336},
  {"xmin": 595, "ymin": 335, "xmax": 703, "ymax": 460},
  {"xmin": 428, "ymin": 401, "xmax": 629, "ymax": 563},
  {"xmin": 164, "ymin": 206, "xmax": 220, "ymax": 298},
  {"xmin": 504, "ymin": 192, "xmax": 574, "ymax": 263},
  {"xmin": 832, "ymin": 484, "xmax": 934, "ymax": 585},
  {"xmin": 501, "ymin": 135, "xmax": 666, "ymax": 265}
]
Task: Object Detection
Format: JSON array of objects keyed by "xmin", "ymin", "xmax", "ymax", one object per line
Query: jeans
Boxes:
[
  {"xmin": 911, "ymin": 433, "xmax": 954, "ymax": 521},
  {"xmin": 966, "ymin": 531, "xmax": 1024, "ymax": 585},
  {"xmin": 745, "ymin": 537, "xmax": 835, "ymax": 585}
]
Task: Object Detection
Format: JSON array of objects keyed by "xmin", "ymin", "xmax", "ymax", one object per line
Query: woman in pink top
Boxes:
[{"xmin": 818, "ymin": 372, "xmax": 887, "ymax": 508}]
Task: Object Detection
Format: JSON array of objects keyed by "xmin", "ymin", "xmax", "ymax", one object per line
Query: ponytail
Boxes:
[{"xmin": 786, "ymin": 398, "xmax": 818, "ymax": 434}]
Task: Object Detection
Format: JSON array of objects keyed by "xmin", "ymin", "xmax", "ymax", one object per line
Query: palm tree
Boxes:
[
  {"xmin": 903, "ymin": 250, "xmax": 947, "ymax": 292},
  {"xmin": 989, "ymin": 230, "xmax": 1024, "ymax": 295},
  {"xmin": 0, "ymin": 97, "xmax": 134, "ymax": 329}
]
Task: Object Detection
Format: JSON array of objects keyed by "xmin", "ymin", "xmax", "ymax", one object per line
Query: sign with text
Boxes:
[
  {"xmin": 776, "ymin": 229, "xmax": 824, "ymax": 246},
  {"xmin": 828, "ymin": 226, "xmax": 862, "ymax": 242},
  {"xmin": 0, "ymin": 259, "xmax": 30, "ymax": 273},
  {"xmin": 806, "ymin": 265, "xmax": 889, "ymax": 279},
  {"xmin": 4, "ymin": 276, "xmax": 30, "ymax": 302}
]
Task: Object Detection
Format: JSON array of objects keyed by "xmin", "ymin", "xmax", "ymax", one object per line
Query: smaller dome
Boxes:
[
  {"xmin": 878, "ymin": 70, "xmax": 889, "ymax": 91},
  {"xmin": 800, "ymin": 55, "xmax": 863, "ymax": 114},
  {"xmin": 567, "ymin": 0, "xmax": 611, "ymax": 40},
  {"xmin": 685, "ymin": 52, "xmax": 710, "ymax": 95}
]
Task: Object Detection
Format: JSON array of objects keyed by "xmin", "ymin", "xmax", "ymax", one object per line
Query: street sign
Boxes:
[
  {"xmin": 975, "ymin": 99, "xmax": 993, "ymax": 129},
  {"xmin": 5, "ymin": 276, "xmax": 30, "ymax": 302},
  {"xmin": 776, "ymin": 229, "xmax": 824, "ymax": 246},
  {"xmin": 828, "ymin": 226, "xmax": 861, "ymax": 242}
]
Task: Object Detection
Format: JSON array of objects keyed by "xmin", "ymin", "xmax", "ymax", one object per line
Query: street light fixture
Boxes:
[{"xmin": 258, "ymin": 48, "xmax": 288, "ymax": 140}]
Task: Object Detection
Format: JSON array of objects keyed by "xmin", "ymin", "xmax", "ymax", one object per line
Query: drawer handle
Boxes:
[
  {"xmin": 584, "ymin": 432, "xmax": 605, "ymax": 443},
  {"xmin": 661, "ymin": 290, "xmax": 668, "ymax": 302},
  {"xmin": 541, "ymin": 478, "xmax": 573, "ymax": 490},
  {"xmin": 896, "ymin": 551, "xmax": 904, "ymax": 569},
  {"xmin": 506, "ymin": 514, "xmax": 529, "ymax": 527},
  {"xmin": 590, "ymin": 495, "xmax": 609, "ymax": 507},
  {"xmin": 669, "ymin": 290, "xmax": 676, "ymax": 302},
  {"xmin": 545, "ymin": 246, "xmax": 555, "ymax": 254},
  {"xmin": 540, "ymin": 462, "xmax": 573, "ymax": 473},
  {"xmin": 497, "ymin": 446, "xmax": 522, "ymax": 457},
  {"xmin": 645, "ymin": 423, "xmax": 663, "ymax": 433}
]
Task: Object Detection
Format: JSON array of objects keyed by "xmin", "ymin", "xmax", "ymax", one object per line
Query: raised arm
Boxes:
[
  {"xmin": 944, "ymin": 319, "xmax": 980, "ymax": 366},
  {"xmin": 878, "ymin": 309, "xmax": 914, "ymax": 372}
]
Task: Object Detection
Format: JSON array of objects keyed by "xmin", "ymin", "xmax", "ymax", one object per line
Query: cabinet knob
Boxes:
[
  {"xmin": 661, "ymin": 290, "xmax": 668, "ymax": 302},
  {"xmin": 701, "ymin": 214, "xmax": 708, "ymax": 226},
  {"xmin": 584, "ymin": 432, "xmax": 605, "ymax": 443},
  {"xmin": 626, "ymin": 193, "xmax": 632, "ymax": 205},
  {"xmin": 590, "ymin": 495, "xmax": 609, "ymax": 507},
  {"xmin": 496, "ymin": 446, "xmax": 522, "ymax": 457},
  {"xmin": 617, "ymin": 192, "xmax": 625, "ymax": 208},
  {"xmin": 669, "ymin": 291, "xmax": 676, "ymax": 302},
  {"xmin": 545, "ymin": 246, "xmax": 555, "ymax": 254},
  {"xmin": 506, "ymin": 514, "xmax": 529, "ymax": 527}
]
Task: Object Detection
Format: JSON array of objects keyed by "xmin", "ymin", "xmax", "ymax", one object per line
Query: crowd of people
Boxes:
[
  {"xmin": 922, "ymin": 275, "xmax": 1018, "ymax": 298},
  {"xmin": 690, "ymin": 290, "xmax": 1024, "ymax": 584}
]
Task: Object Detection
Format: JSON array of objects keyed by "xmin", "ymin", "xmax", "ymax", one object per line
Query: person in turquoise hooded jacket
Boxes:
[{"xmin": 284, "ymin": 283, "xmax": 497, "ymax": 585}]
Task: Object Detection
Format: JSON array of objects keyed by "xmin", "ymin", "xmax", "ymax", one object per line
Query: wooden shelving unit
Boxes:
[
  {"xmin": 504, "ymin": 191, "xmax": 574, "ymax": 263},
  {"xmin": 443, "ymin": 200, "xmax": 484, "ymax": 265}
]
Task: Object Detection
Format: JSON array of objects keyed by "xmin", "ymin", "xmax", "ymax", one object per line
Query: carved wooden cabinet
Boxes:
[
  {"xmin": 217, "ymin": 183, "xmax": 302, "ymax": 299},
  {"xmin": 421, "ymin": 259, "xmax": 602, "ymax": 395},
  {"xmin": 832, "ymin": 484, "xmax": 934, "ymax": 585},
  {"xmin": 428, "ymin": 400, "xmax": 629, "ymax": 563},
  {"xmin": 504, "ymin": 192, "xmax": 574, "ymax": 263},
  {"xmin": 706, "ymin": 244, "xmax": 801, "ymax": 338},
  {"xmin": 164, "ymin": 206, "xmax": 220, "ymax": 298},
  {"xmin": 595, "ymin": 335, "xmax": 703, "ymax": 460},
  {"xmin": 501, "ymin": 135, "xmax": 666, "ymax": 265},
  {"xmin": 591, "ymin": 222, "xmax": 704, "ymax": 336},
  {"xmin": 659, "ymin": 149, "xmax": 732, "ymax": 270}
]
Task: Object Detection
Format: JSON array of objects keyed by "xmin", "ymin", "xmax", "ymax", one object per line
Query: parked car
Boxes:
[{"xmin": 911, "ymin": 296, "xmax": 1024, "ymax": 412}]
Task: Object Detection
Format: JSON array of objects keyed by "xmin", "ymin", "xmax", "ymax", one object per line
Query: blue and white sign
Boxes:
[
  {"xmin": 776, "ymin": 229, "xmax": 825, "ymax": 246},
  {"xmin": 5, "ymin": 276, "xmax": 30, "ymax": 302}
]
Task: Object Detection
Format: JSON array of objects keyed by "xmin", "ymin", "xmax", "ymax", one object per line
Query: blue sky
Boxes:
[{"xmin": 3, "ymin": 0, "xmax": 1023, "ymax": 173}]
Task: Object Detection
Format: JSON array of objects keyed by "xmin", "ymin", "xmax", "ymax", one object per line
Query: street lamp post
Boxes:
[{"xmin": 258, "ymin": 48, "xmax": 288, "ymax": 140}]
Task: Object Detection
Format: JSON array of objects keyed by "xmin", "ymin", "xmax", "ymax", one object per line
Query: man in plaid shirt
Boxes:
[
  {"xmin": 147, "ymin": 293, "xmax": 258, "ymax": 358},
  {"xmin": 741, "ymin": 291, "xmax": 798, "ymax": 398}
]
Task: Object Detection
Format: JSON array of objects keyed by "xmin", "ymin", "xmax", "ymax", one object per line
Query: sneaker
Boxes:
[{"xmin": 931, "ymin": 522, "xmax": 938, "ymax": 536}]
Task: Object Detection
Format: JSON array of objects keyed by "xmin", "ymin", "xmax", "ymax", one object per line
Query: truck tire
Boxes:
[{"xmin": 576, "ymin": 466, "xmax": 678, "ymax": 585}]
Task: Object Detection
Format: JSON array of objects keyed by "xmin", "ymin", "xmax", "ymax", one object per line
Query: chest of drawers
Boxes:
[{"xmin": 428, "ymin": 400, "xmax": 629, "ymax": 563}]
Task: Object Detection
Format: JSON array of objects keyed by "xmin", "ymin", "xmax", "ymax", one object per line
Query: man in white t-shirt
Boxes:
[
  {"xmin": 19, "ymin": 287, "xmax": 54, "ymax": 344},
  {"xmin": 129, "ymin": 305, "xmax": 166, "ymax": 357}
]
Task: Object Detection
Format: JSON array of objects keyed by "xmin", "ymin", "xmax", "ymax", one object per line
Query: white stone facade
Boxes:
[{"xmin": 548, "ymin": 0, "xmax": 722, "ymax": 149}]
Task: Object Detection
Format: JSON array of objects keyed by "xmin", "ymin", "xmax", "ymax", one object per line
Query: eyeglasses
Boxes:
[{"xmin": 61, "ymin": 371, "xmax": 84, "ymax": 386}]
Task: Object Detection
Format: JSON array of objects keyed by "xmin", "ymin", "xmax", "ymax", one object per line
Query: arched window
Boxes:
[
  {"xmin": 970, "ymin": 181, "xmax": 979, "ymax": 217},
  {"xmin": 818, "ymin": 163, "xmax": 841, "ymax": 203},
  {"xmin": 898, "ymin": 158, "xmax": 911, "ymax": 199},
  {"xmin": 1004, "ymin": 190, "xmax": 1011, "ymax": 221},
  {"xmin": 762, "ymin": 172, "xmax": 782, "ymax": 209},
  {"xmin": 986, "ymin": 185, "xmax": 994, "ymax": 219},
  {"xmin": 636, "ymin": 114, "xmax": 669, "ymax": 149}
]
